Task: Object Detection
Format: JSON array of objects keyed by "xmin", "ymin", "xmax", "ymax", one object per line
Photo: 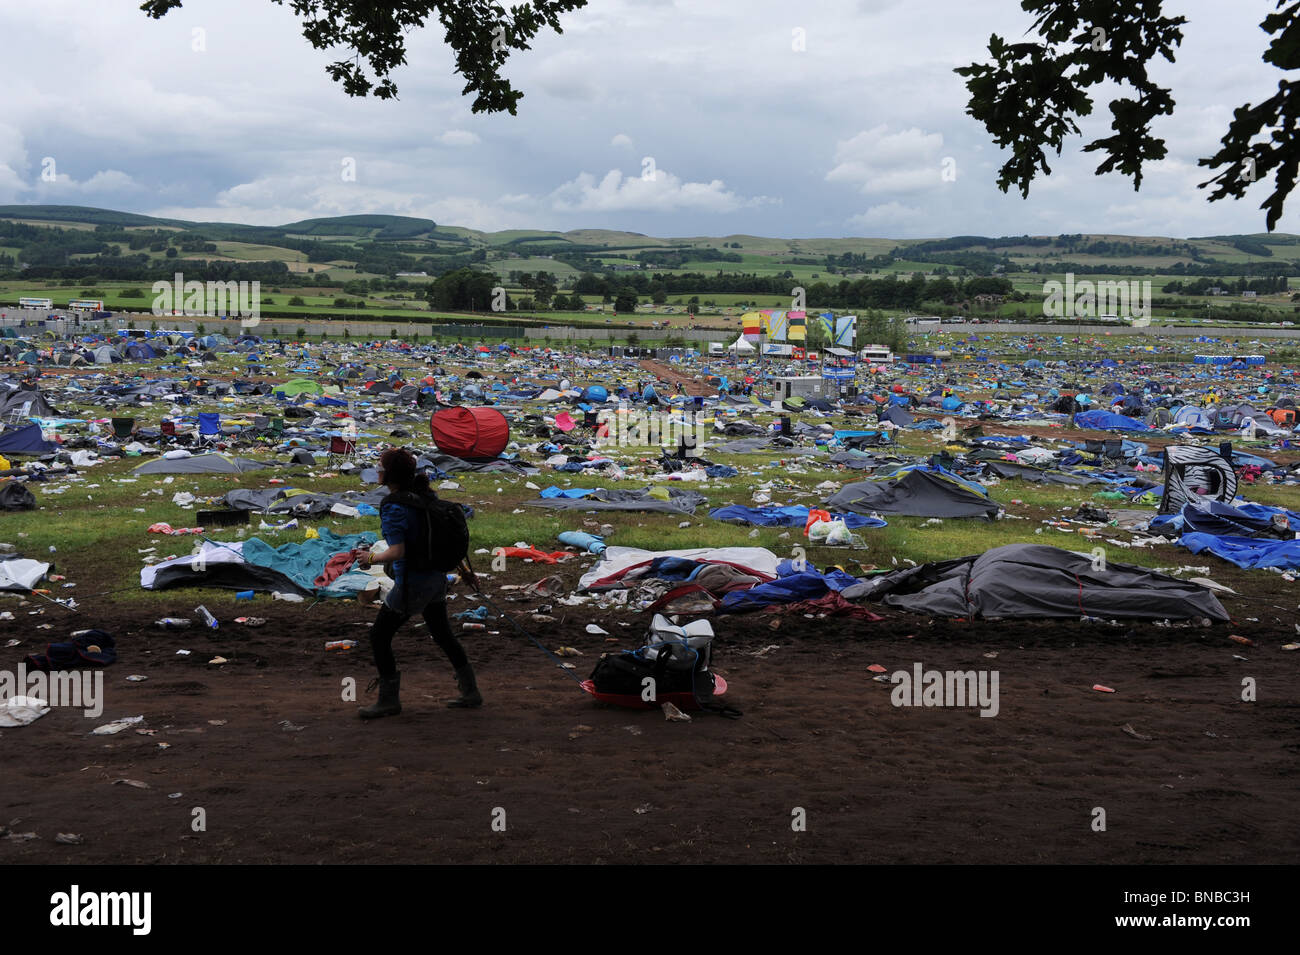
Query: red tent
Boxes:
[{"xmin": 430, "ymin": 407, "xmax": 509, "ymax": 459}]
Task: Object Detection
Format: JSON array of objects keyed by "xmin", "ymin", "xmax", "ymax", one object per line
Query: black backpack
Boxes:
[{"xmin": 381, "ymin": 489, "xmax": 469, "ymax": 573}]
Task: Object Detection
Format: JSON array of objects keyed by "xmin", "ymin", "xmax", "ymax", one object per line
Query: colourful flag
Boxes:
[
  {"xmin": 762, "ymin": 310, "xmax": 788, "ymax": 341},
  {"xmin": 834, "ymin": 315, "xmax": 857, "ymax": 347},
  {"xmin": 788, "ymin": 311, "xmax": 806, "ymax": 341},
  {"xmin": 819, "ymin": 312, "xmax": 835, "ymax": 340},
  {"xmin": 742, "ymin": 311, "xmax": 762, "ymax": 342}
]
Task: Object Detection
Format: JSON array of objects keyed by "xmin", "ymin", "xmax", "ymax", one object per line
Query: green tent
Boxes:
[{"xmin": 276, "ymin": 378, "xmax": 324, "ymax": 396}]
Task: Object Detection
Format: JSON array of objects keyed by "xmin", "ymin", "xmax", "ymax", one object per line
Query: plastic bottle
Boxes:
[
  {"xmin": 156, "ymin": 617, "xmax": 192, "ymax": 629},
  {"xmin": 195, "ymin": 605, "xmax": 219, "ymax": 629}
]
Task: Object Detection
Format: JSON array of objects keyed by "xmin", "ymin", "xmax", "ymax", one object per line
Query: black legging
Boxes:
[{"xmin": 369, "ymin": 600, "xmax": 468, "ymax": 679}]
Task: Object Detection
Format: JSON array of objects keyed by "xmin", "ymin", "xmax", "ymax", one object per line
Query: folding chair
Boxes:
[
  {"xmin": 110, "ymin": 417, "xmax": 136, "ymax": 441},
  {"xmin": 198, "ymin": 412, "xmax": 222, "ymax": 446},
  {"xmin": 6, "ymin": 400, "xmax": 32, "ymax": 425},
  {"xmin": 160, "ymin": 419, "xmax": 177, "ymax": 440},
  {"xmin": 327, "ymin": 434, "xmax": 358, "ymax": 468}
]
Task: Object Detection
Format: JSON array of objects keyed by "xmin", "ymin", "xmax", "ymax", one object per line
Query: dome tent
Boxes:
[{"xmin": 430, "ymin": 406, "xmax": 510, "ymax": 460}]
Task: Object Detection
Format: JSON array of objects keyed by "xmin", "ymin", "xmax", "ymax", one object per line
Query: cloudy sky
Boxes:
[{"xmin": 0, "ymin": 0, "xmax": 1293, "ymax": 238}]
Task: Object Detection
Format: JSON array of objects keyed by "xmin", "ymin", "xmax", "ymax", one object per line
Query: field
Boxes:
[{"xmin": 0, "ymin": 348, "xmax": 1297, "ymax": 863}]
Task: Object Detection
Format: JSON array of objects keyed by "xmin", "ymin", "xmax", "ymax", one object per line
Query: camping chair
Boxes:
[
  {"xmin": 110, "ymin": 417, "xmax": 136, "ymax": 441},
  {"xmin": 160, "ymin": 419, "xmax": 177, "ymax": 442},
  {"xmin": 198, "ymin": 412, "xmax": 222, "ymax": 446},
  {"xmin": 6, "ymin": 400, "xmax": 31, "ymax": 426},
  {"xmin": 327, "ymin": 434, "xmax": 358, "ymax": 468}
]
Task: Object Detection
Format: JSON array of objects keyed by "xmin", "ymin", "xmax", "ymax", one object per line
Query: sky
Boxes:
[{"xmin": 0, "ymin": 0, "xmax": 1294, "ymax": 239}]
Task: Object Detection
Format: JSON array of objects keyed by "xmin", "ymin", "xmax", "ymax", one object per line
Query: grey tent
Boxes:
[
  {"xmin": 826, "ymin": 468, "xmax": 1001, "ymax": 519},
  {"xmin": 135, "ymin": 454, "xmax": 273, "ymax": 475},
  {"xmin": 841, "ymin": 543, "xmax": 1228, "ymax": 621},
  {"xmin": 0, "ymin": 388, "xmax": 59, "ymax": 419},
  {"xmin": 878, "ymin": 405, "xmax": 913, "ymax": 427}
]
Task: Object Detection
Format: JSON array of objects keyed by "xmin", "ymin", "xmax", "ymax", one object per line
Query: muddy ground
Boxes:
[{"xmin": 1, "ymin": 557, "xmax": 1296, "ymax": 865}]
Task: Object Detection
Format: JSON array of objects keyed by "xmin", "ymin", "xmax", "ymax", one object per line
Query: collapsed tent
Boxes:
[
  {"xmin": 825, "ymin": 468, "xmax": 1001, "ymax": 519},
  {"xmin": 0, "ymin": 424, "xmax": 57, "ymax": 455},
  {"xmin": 1158, "ymin": 444, "xmax": 1237, "ymax": 515},
  {"xmin": 709, "ymin": 505, "xmax": 886, "ymax": 529},
  {"xmin": 1074, "ymin": 410, "xmax": 1149, "ymax": 432},
  {"xmin": 430, "ymin": 406, "xmax": 509, "ymax": 460},
  {"xmin": 840, "ymin": 543, "xmax": 1228, "ymax": 621},
  {"xmin": 141, "ymin": 528, "xmax": 377, "ymax": 595},
  {"xmin": 1151, "ymin": 500, "xmax": 1298, "ymax": 538},
  {"xmin": 579, "ymin": 546, "xmax": 781, "ymax": 591},
  {"xmin": 135, "ymin": 453, "xmax": 273, "ymax": 475},
  {"xmin": 1178, "ymin": 534, "xmax": 1300, "ymax": 571},
  {"xmin": 525, "ymin": 487, "xmax": 707, "ymax": 515}
]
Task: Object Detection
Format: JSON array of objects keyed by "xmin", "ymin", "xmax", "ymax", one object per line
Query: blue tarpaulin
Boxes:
[{"xmin": 1178, "ymin": 533, "xmax": 1300, "ymax": 570}]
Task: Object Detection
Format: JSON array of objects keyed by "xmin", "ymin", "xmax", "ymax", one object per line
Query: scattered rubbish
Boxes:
[
  {"xmin": 0, "ymin": 696, "xmax": 50, "ymax": 728},
  {"xmin": 91, "ymin": 716, "xmax": 144, "ymax": 735},
  {"xmin": 194, "ymin": 605, "xmax": 219, "ymax": 629},
  {"xmin": 156, "ymin": 618, "xmax": 192, "ymax": 629},
  {"xmin": 1121, "ymin": 724, "xmax": 1153, "ymax": 741},
  {"xmin": 111, "ymin": 779, "xmax": 150, "ymax": 789},
  {"xmin": 54, "ymin": 833, "xmax": 83, "ymax": 845},
  {"xmin": 662, "ymin": 702, "xmax": 691, "ymax": 722},
  {"xmin": 1092, "ymin": 684, "xmax": 1116, "ymax": 693},
  {"xmin": 324, "ymin": 640, "xmax": 357, "ymax": 651}
]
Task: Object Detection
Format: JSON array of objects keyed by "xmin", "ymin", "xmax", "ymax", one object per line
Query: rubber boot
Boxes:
[
  {"xmin": 447, "ymin": 665, "xmax": 482, "ymax": 708},
  {"xmin": 359, "ymin": 672, "xmax": 401, "ymax": 719}
]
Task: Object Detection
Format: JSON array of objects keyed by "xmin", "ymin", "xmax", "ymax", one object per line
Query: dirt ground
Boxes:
[{"xmin": 2, "ymin": 560, "xmax": 1296, "ymax": 865}]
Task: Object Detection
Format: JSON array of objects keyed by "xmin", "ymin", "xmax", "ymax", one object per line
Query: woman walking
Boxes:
[{"xmin": 358, "ymin": 447, "xmax": 481, "ymax": 719}]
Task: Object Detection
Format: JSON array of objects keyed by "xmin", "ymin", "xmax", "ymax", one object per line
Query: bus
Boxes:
[
  {"xmin": 67, "ymin": 299, "xmax": 104, "ymax": 312},
  {"xmin": 17, "ymin": 297, "xmax": 53, "ymax": 309}
]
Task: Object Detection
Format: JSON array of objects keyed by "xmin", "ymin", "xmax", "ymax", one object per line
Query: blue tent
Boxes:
[
  {"xmin": 1074, "ymin": 410, "xmax": 1149, "ymax": 431},
  {"xmin": 0, "ymin": 424, "xmax": 57, "ymax": 454},
  {"xmin": 584, "ymin": 385, "xmax": 609, "ymax": 402}
]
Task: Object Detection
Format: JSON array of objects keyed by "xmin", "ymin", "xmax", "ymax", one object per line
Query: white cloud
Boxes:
[
  {"xmin": 827, "ymin": 125, "xmax": 947, "ymax": 196},
  {"xmin": 610, "ymin": 133, "xmax": 633, "ymax": 149},
  {"xmin": 846, "ymin": 202, "xmax": 922, "ymax": 230},
  {"xmin": 549, "ymin": 168, "xmax": 771, "ymax": 213},
  {"xmin": 438, "ymin": 130, "xmax": 480, "ymax": 147}
]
